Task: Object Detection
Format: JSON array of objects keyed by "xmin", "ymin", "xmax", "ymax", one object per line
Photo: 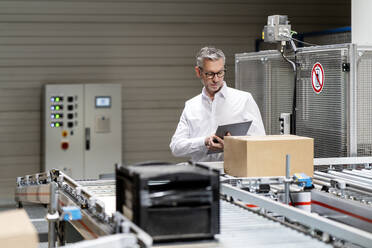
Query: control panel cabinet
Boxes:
[{"xmin": 44, "ymin": 84, "xmax": 122, "ymax": 179}]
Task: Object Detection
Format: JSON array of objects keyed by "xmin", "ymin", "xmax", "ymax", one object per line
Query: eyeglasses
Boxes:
[{"xmin": 199, "ymin": 68, "xmax": 226, "ymax": 79}]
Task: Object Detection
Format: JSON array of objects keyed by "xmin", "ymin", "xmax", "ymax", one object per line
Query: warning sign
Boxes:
[{"xmin": 311, "ymin": 62, "xmax": 324, "ymax": 94}]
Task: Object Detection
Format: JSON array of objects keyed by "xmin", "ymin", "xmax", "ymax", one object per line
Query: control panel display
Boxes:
[{"xmin": 95, "ymin": 96, "xmax": 111, "ymax": 108}]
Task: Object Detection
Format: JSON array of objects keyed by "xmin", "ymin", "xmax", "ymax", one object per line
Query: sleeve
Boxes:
[
  {"xmin": 246, "ymin": 94, "xmax": 266, "ymax": 136},
  {"xmin": 169, "ymin": 108, "xmax": 208, "ymax": 157}
]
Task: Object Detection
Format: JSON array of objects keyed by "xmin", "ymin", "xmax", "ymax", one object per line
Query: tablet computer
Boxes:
[{"xmin": 207, "ymin": 121, "xmax": 252, "ymax": 154}]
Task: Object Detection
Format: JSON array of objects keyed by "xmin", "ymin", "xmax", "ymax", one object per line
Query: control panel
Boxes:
[
  {"xmin": 44, "ymin": 85, "xmax": 84, "ymax": 178},
  {"xmin": 44, "ymin": 84, "xmax": 122, "ymax": 179}
]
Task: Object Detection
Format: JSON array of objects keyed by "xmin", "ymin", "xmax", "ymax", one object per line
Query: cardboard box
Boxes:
[
  {"xmin": 0, "ymin": 209, "xmax": 38, "ymax": 248},
  {"xmin": 224, "ymin": 135, "xmax": 313, "ymax": 177}
]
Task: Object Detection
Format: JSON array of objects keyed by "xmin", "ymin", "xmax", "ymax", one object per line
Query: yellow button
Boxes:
[{"xmin": 62, "ymin": 130, "xmax": 68, "ymax": 137}]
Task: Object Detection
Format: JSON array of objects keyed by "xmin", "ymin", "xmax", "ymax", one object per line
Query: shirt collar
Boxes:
[
  {"xmin": 202, "ymin": 81, "xmax": 227, "ymax": 100},
  {"xmin": 218, "ymin": 82, "xmax": 228, "ymax": 98}
]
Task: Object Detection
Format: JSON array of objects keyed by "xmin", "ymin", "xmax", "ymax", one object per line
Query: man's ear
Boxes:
[{"xmin": 195, "ymin": 66, "xmax": 201, "ymax": 78}]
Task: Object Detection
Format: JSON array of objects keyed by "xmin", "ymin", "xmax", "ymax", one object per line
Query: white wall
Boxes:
[
  {"xmin": 0, "ymin": 0, "xmax": 350, "ymax": 205},
  {"xmin": 352, "ymin": 0, "xmax": 372, "ymax": 45}
]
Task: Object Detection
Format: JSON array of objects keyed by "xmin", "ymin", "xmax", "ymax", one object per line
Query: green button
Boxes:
[
  {"xmin": 55, "ymin": 123, "xmax": 60, "ymax": 127},
  {"xmin": 56, "ymin": 114, "xmax": 60, "ymax": 119},
  {"xmin": 55, "ymin": 106, "xmax": 60, "ymax": 110},
  {"xmin": 55, "ymin": 97, "xmax": 60, "ymax": 102}
]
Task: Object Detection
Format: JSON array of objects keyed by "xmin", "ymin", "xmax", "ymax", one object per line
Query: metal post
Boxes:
[
  {"xmin": 284, "ymin": 154, "xmax": 290, "ymax": 205},
  {"xmin": 47, "ymin": 182, "xmax": 59, "ymax": 248},
  {"xmin": 57, "ymin": 221, "xmax": 65, "ymax": 246}
]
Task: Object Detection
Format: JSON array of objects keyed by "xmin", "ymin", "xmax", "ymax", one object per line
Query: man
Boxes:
[{"xmin": 170, "ymin": 47, "xmax": 265, "ymax": 162}]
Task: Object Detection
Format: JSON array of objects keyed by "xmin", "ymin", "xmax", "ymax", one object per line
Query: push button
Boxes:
[
  {"xmin": 62, "ymin": 130, "xmax": 68, "ymax": 137},
  {"xmin": 61, "ymin": 141, "xmax": 69, "ymax": 150}
]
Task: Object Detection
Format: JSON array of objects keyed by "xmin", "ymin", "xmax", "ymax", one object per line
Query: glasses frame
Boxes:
[{"xmin": 199, "ymin": 67, "xmax": 227, "ymax": 79}]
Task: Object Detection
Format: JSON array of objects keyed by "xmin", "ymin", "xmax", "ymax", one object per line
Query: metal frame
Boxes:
[
  {"xmin": 236, "ymin": 49, "xmax": 293, "ymax": 135},
  {"xmin": 314, "ymin": 156, "xmax": 372, "ymax": 165},
  {"xmin": 296, "ymin": 43, "xmax": 351, "ymax": 158},
  {"xmin": 314, "ymin": 171, "xmax": 372, "ymax": 195},
  {"xmin": 58, "ymin": 191, "xmax": 113, "ymax": 239},
  {"xmin": 311, "ymin": 190, "xmax": 372, "ymax": 233},
  {"xmin": 349, "ymin": 43, "xmax": 358, "ymax": 156}
]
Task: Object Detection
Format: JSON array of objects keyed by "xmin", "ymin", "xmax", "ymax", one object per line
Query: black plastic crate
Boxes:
[{"xmin": 116, "ymin": 162, "xmax": 220, "ymax": 242}]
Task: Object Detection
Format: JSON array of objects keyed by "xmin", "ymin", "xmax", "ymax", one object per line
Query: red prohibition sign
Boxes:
[{"xmin": 311, "ymin": 62, "xmax": 324, "ymax": 94}]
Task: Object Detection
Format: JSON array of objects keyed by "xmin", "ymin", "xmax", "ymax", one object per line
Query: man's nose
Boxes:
[{"xmin": 212, "ymin": 74, "xmax": 219, "ymax": 82}]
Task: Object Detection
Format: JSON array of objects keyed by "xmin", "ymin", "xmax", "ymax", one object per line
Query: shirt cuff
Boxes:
[{"xmin": 190, "ymin": 136, "xmax": 207, "ymax": 151}]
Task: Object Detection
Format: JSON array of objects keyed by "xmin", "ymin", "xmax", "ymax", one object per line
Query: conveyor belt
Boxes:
[
  {"xmin": 217, "ymin": 201, "xmax": 331, "ymax": 248},
  {"xmin": 18, "ymin": 177, "xmax": 331, "ymax": 248},
  {"xmin": 76, "ymin": 180, "xmax": 329, "ymax": 247},
  {"xmin": 77, "ymin": 180, "xmax": 115, "ymax": 196},
  {"xmin": 77, "ymin": 180, "xmax": 116, "ymax": 215},
  {"xmin": 63, "ymin": 170, "xmax": 372, "ymax": 247},
  {"xmin": 155, "ymin": 201, "xmax": 331, "ymax": 248},
  {"xmin": 47, "ymin": 179, "xmax": 333, "ymax": 248},
  {"xmin": 17, "ymin": 168, "xmax": 372, "ymax": 248}
]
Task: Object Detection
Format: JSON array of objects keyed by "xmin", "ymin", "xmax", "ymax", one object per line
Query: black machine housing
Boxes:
[{"xmin": 116, "ymin": 162, "xmax": 220, "ymax": 242}]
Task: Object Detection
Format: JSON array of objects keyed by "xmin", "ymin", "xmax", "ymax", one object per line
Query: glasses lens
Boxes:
[
  {"xmin": 217, "ymin": 70, "xmax": 225, "ymax": 77},
  {"xmin": 205, "ymin": 72, "xmax": 214, "ymax": 79}
]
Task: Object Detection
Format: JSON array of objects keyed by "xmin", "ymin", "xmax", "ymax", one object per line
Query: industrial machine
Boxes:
[
  {"xmin": 115, "ymin": 162, "xmax": 220, "ymax": 242},
  {"xmin": 44, "ymin": 84, "xmax": 122, "ymax": 179},
  {"xmin": 236, "ymin": 43, "xmax": 372, "ymax": 158},
  {"xmin": 237, "ymin": 15, "xmax": 372, "ymax": 158}
]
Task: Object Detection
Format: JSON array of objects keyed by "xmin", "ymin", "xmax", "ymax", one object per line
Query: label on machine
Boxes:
[{"xmin": 311, "ymin": 62, "xmax": 325, "ymax": 94}]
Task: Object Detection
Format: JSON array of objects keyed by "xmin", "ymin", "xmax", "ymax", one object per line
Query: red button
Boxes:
[{"xmin": 61, "ymin": 142, "xmax": 69, "ymax": 150}]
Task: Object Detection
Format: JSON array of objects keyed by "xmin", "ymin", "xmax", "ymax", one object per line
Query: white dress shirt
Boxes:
[{"xmin": 170, "ymin": 83, "xmax": 266, "ymax": 162}]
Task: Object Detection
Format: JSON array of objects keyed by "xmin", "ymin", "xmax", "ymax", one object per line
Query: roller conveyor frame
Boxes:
[
  {"xmin": 221, "ymin": 183, "xmax": 372, "ymax": 248},
  {"xmin": 311, "ymin": 190, "xmax": 372, "ymax": 234},
  {"xmin": 15, "ymin": 169, "xmax": 153, "ymax": 248},
  {"xmin": 311, "ymin": 157, "xmax": 372, "ymax": 236},
  {"xmin": 314, "ymin": 171, "xmax": 372, "ymax": 196},
  {"xmin": 15, "ymin": 163, "xmax": 372, "ymax": 248}
]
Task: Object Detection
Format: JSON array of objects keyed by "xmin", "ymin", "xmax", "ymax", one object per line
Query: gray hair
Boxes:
[{"xmin": 196, "ymin": 47, "xmax": 225, "ymax": 69}]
